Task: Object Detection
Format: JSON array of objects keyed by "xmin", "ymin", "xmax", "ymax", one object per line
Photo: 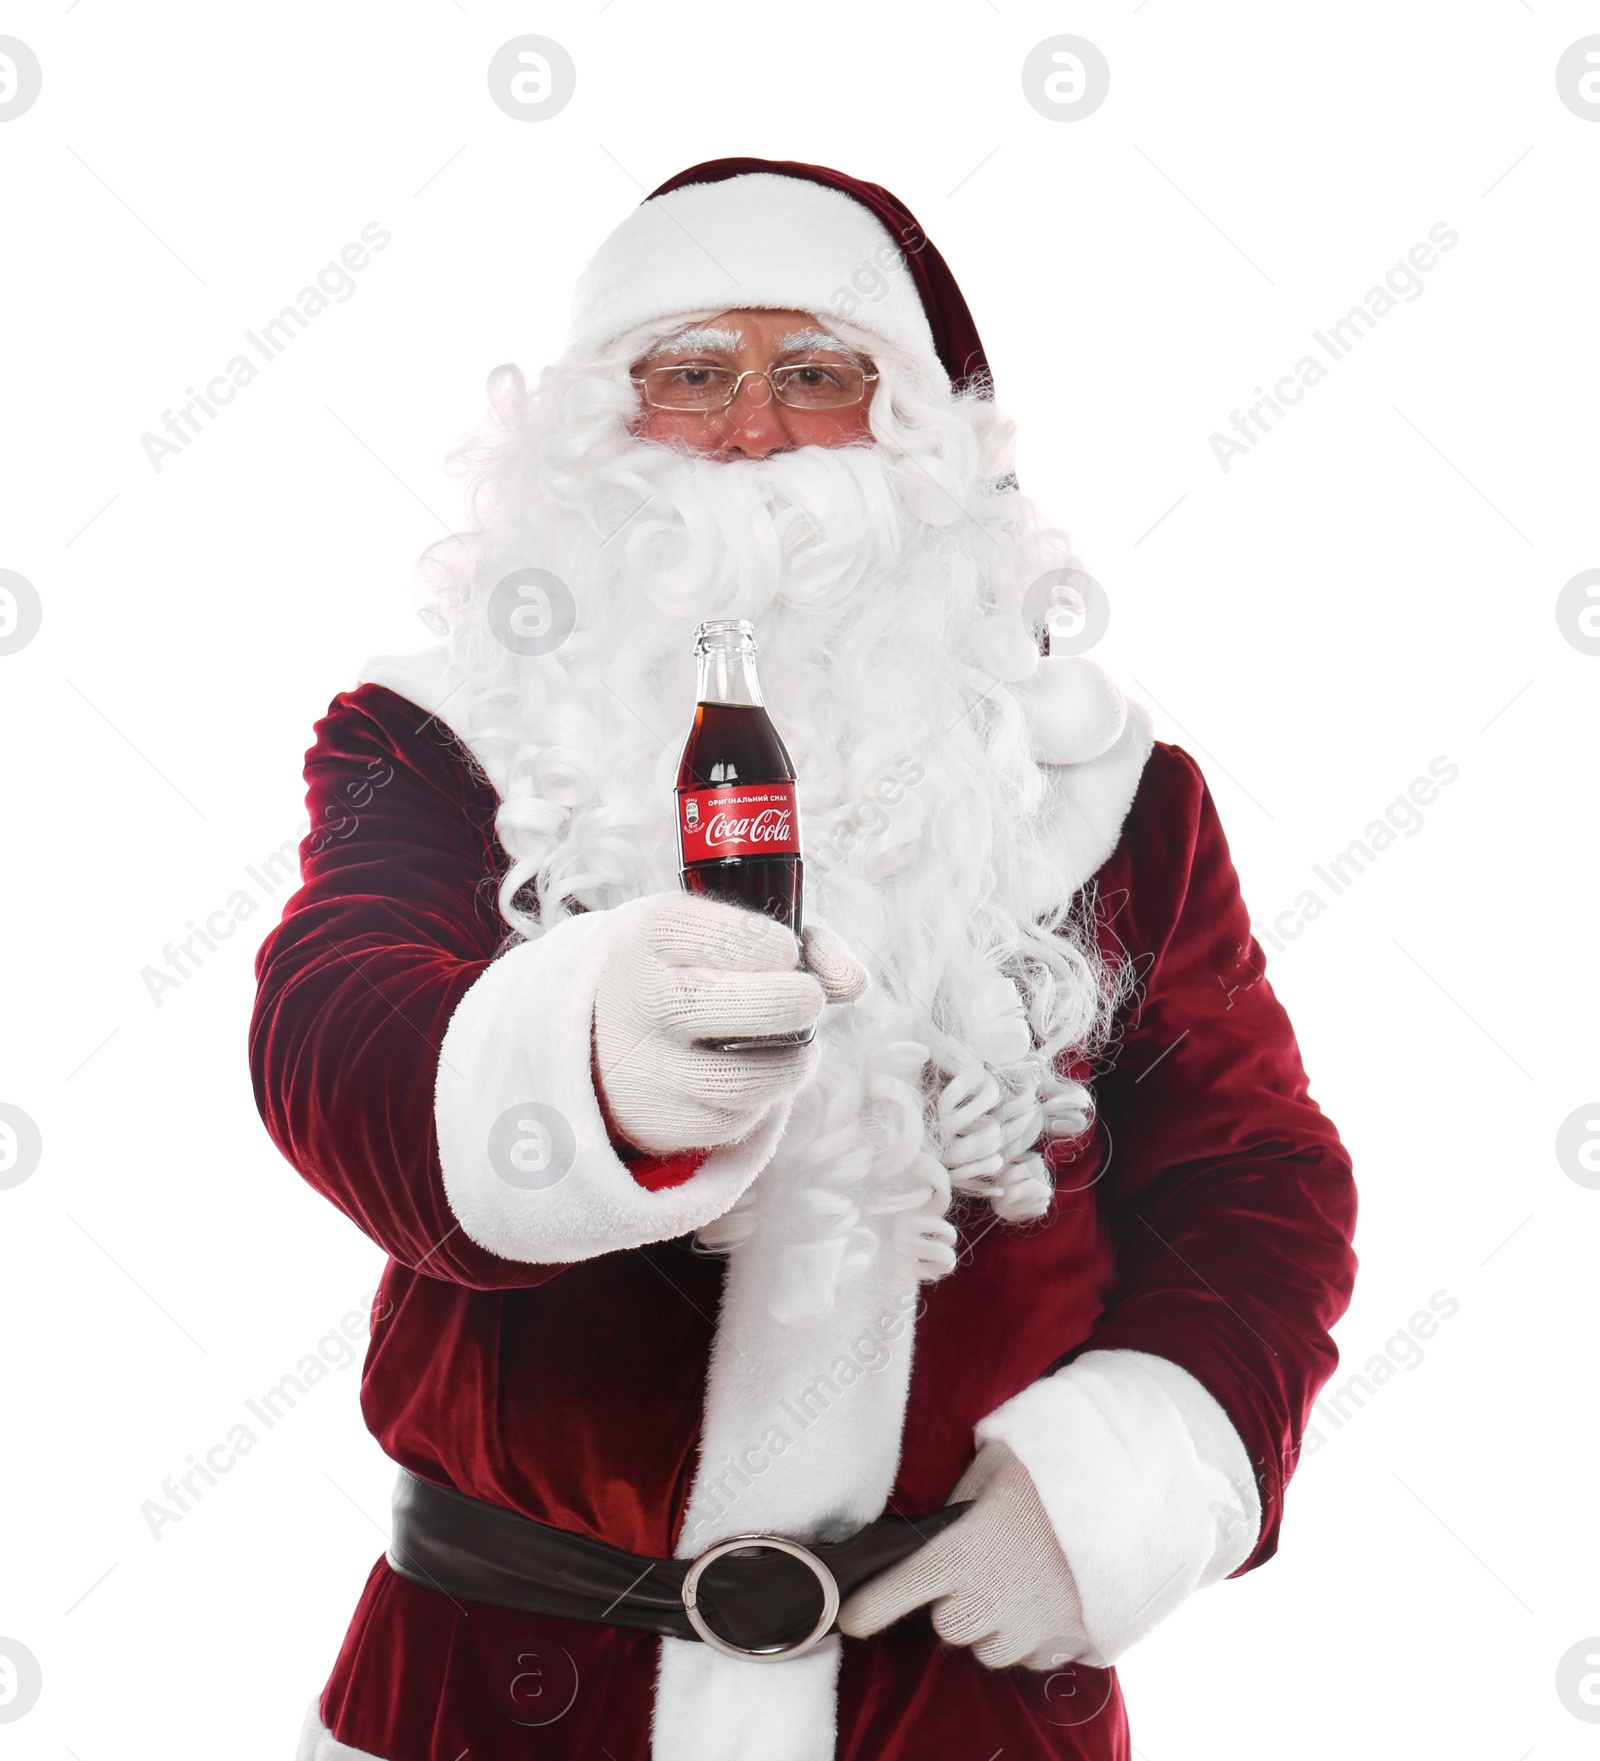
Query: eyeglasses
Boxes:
[{"xmin": 631, "ymin": 360, "xmax": 879, "ymax": 413}]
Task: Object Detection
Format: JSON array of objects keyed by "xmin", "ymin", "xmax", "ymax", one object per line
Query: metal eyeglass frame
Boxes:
[{"xmin": 631, "ymin": 361, "xmax": 880, "ymax": 414}]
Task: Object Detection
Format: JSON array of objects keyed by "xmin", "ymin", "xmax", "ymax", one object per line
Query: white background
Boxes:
[{"xmin": 2, "ymin": 2, "xmax": 1597, "ymax": 1757}]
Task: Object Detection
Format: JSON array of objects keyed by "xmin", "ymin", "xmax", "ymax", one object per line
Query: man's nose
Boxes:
[{"xmin": 720, "ymin": 372, "xmax": 790, "ymax": 459}]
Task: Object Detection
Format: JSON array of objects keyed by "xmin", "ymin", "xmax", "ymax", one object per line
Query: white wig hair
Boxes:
[{"xmin": 413, "ymin": 313, "xmax": 1133, "ymax": 1303}]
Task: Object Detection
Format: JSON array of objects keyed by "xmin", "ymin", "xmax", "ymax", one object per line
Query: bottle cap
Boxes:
[{"xmin": 694, "ymin": 619, "xmax": 757, "ymax": 656}]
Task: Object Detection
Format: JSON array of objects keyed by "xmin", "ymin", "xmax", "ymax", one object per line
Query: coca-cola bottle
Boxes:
[{"xmin": 676, "ymin": 621, "xmax": 808, "ymax": 1050}]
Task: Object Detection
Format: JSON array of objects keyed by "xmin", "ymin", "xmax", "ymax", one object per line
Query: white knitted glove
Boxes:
[
  {"xmin": 593, "ymin": 893, "xmax": 869, "ymax": 1155},
  {"xmin": 838, "ymin": 1441, "xmax": 1093, "ymax": 1671}
]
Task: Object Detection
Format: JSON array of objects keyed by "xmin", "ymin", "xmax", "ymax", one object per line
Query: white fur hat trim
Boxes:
[{"xmin": 567, "ymin": 172, "xmax": 947, "ymax": 387}]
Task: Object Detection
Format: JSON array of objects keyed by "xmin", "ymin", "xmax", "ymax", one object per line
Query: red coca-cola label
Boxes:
[{"xmin": 678, "ymin": 782, "xmax": 800, "ymax": 862}]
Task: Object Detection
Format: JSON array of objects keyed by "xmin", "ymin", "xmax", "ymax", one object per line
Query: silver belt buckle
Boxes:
[{"xmin": 680, "ymin": 1534, "xmax": 841, "ymax": 1661}]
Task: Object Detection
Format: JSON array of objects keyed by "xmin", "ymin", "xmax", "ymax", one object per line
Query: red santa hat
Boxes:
[{"xmin": 568, "ymin": 156, "xmax": 992, "ymax": 396}]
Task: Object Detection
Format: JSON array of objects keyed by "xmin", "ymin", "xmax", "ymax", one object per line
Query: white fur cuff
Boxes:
[
  {"xmin": 434, "ymin": 897, "xmax": 791, "ymax": 1264},
  {"xmin": 975, "ymin": 1348, "xmax": 1261, "ymax": 1665}
]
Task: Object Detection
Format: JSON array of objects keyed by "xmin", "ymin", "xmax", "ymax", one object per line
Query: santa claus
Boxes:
[{"xmin": 254, "ymin": 158, "xmax": 1357, "ymax": 1761}]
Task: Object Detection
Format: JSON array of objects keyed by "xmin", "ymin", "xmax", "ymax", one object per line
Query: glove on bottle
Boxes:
[{"xmin": 594, "ymin": 892, "xmax": 868, "ymax": 1155}]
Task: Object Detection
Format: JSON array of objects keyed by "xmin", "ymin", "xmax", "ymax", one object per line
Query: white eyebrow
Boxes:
[
  {"xmin": 775, "ymin": 329, "xmax": 866, "ymax": 362},
  {"xmin": 648, "ymin": 326, "xmax": 743, "ymax": 356}
]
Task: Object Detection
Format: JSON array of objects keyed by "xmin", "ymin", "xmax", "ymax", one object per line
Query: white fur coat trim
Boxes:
[
  {"xmin": 650, "ymin": 1131, "xmax": 926, "ymax": 1761},
  {"xmin": 1032, "ymin": 698, "xmax": 1154, "ymax": 902},
  {"xmin": 435, "ymin": 896, "xmax": 791, "ymax": 1263},
  {"xmin": 295, "ymin": 1699, "xmax": 379, "ymax": 1760},
  {"xmin": 654, "ymin": 1638, "xmax": 840, "ymax": 1761},
  {"xmin": 976, "ymin": 1348, "xmax": 1262, "ymax": 1665}
]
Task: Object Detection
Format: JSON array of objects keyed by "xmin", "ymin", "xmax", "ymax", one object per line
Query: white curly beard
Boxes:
[{"xmin": 426, "ymin": 356, "xmax": 1120, "ymax": 1317}]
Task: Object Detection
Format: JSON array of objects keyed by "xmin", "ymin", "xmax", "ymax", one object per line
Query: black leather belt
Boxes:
[{"xmin": 387, "ymin": 1468, "xmax": 969, "ymax": 1662}]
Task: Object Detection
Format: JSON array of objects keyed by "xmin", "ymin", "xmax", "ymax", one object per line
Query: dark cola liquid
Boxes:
[{"xmin": 677, "ymin": 701, "xmax": 804, "ymax": 937}]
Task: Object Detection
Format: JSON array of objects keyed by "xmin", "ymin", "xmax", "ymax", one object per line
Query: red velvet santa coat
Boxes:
[{"xmin": 251, "ymin": 680, "xmax": 1356, "ymax": 1760}]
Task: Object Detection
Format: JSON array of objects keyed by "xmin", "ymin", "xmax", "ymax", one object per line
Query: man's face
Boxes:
[{"xmin": 629, "ymin": 307, "xmax": 877, "ymax": 462}]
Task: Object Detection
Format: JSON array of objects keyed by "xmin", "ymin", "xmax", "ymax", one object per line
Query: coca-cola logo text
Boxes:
[
  {"xmin": 704, "ymin": 806, "xmax": 792, "ymax": 848},
  {"xmin": 678, "ymin": 784, "xmax": 800, "ymax": 861}
]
